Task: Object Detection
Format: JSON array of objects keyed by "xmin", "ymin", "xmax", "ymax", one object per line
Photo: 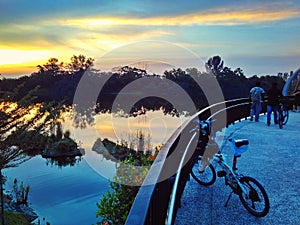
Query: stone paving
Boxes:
[{"xmin": 175, "ymin": 111, "xmax": 300, "ymax": 225}]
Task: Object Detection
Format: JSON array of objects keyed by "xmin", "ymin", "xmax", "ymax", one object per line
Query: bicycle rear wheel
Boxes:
[
  {"xmin": 191, "ymin": 156, "xmax": 216, "ymax": 186},
  {"xmin": 238, "ymin": 176, "xmax": 270, "ymax": 217},
  {"xmin": 278, "ymin": 111, "xmax": 283, "ymax": 129},
  {"xmin": 282, "ymin": 108, "xmax": 289, "ymax": 125}
]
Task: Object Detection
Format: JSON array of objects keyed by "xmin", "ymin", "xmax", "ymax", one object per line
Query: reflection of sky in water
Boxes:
[
  {"xmin": 64, "ymin": 110, "xmax": 190, "ymax": 184},
  {"xmin": 68, "ymin": 110, "xmax": 190, "ymax": 149}
]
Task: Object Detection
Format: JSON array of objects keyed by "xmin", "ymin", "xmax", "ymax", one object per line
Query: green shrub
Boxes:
[{"xmin": 96, "ymin": 154, "xmax": 154, "ymax": 225}]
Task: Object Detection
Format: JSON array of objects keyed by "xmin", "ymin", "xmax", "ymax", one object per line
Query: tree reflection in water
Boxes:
[{"xmin": 45, "ymin": 156, "xmax": 82, "ymax": 168}]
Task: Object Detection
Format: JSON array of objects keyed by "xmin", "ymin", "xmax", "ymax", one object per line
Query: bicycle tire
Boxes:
[
  {"xmin": 191, "ymin": 155, "xmax": 216, "ymax": 186},
  {"xmin": 238, "ymin": 176, "xmax": 270, "ymax": 217},
  {"xmin": 278, "ymin": 111, "xmax": 283, "ymax": 129},
  {"xmin": 282, "ymin": 108, "xmax": 289, "ymax": 125}
]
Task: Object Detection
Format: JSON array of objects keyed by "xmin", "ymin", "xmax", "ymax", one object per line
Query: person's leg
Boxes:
[
  {"xmin": 250, "ymin": 102, "xmax": 256, "ymax": 121},
  {"xmin": 255, "ymin": 102, "xmax": 261, "ymax": 121},
  {"xmin": 266, "ymin": 105, "xmax": 272, "ymax": 125}
]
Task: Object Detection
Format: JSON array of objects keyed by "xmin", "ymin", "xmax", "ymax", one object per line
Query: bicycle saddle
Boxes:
[{"xmin": 233, "ymin": 139, "xmax": 249, "ymax": 148}]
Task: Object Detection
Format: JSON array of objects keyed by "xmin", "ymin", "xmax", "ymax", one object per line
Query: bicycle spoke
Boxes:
[{"xmin": 239, "ymin": 176, "xmax": 269, "ymax": 217}]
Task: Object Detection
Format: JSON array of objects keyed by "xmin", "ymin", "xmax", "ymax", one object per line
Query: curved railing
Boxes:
[
  {"xmin": 282, "ymin": 68, "xmax": 300, "ymax": 96},
  {"xmin": 125, "ymin": 97, "xmax": 265, "ymax": 225}
]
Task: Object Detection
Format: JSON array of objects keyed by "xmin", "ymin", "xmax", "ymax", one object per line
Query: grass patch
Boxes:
[{"xmin": 0, "ymin": 211, "xmax": 32, "ymax": 225}]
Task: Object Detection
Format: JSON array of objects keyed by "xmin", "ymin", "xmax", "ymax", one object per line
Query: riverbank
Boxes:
[
  {"xmin": 0, "ymin": 210, "xmax": 32, "ymax": 225},
  {"xmin": 4, "ymin": 203, "xmax": 38, "ymax": 222},
  {"xmin": 2, "ymin": 193, "xmax": 38, "ymax": 224}
]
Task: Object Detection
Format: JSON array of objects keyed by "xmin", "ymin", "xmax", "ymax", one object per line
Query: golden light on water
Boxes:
[
  {"xmin": 0, "ymin": 101, "xmax": 18, "ymax": 113},
  {"xmin": 93, "ymin": 110, "xmax": 189, "ymax": 146}
]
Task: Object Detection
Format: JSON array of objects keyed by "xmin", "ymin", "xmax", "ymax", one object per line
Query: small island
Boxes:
[
  {"xmin": 41, "ymin": 125, "xmax": 84, "ymax": 159},
  {"xmin": 42, "ymin": 137, "xmax": 84, "ymax": 158}
]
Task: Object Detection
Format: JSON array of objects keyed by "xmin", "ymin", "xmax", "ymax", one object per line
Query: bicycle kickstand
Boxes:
[{"xmin": 224, "ymin": 191, "xmax": 234, "ymax": 207}]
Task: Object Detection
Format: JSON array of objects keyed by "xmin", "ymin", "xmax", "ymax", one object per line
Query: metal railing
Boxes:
[
  {"xmin": 166, "ymin": 131, "xmax": 197, "ymax": 225},
  {"xmin": 125, "ymin": 97, "xmax": 268, "ymax": 225}
]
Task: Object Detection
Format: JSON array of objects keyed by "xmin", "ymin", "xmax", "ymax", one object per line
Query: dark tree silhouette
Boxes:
[
  {"xmin": 67, "ymin": 54, "xmax": 94, "ymax": 73},
  {"xmin": 205, "ymin": 55, "xmax": 224, "ymax": 75},
  {"xmin": 36, "ymin": 55, "xmax": 94, "ymax": 75},
  {"xmin": 37, "ymin": 58, "xmax": 64, "ymax": 74},
  {"xmin": 234, "ymin": 67, "xmax": 245, "ymax": 77}
]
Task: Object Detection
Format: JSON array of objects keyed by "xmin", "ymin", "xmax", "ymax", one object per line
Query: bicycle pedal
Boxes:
[{"xmin": 217, "ymin": 170, "xmax": 226, "ymax": 177}]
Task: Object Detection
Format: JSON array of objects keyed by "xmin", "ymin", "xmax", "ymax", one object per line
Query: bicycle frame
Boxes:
[{"xmin": 213, "ymin": 153, "xmax": 247, "ymax": 195}]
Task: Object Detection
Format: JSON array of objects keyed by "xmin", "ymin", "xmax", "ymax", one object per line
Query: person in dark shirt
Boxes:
[{"xmin": 266, "ymin": 82, "xmax": 282, "ymax": 126}]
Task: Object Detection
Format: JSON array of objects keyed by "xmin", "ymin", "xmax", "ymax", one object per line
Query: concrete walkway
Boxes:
[{"xmin": 175, "ymin": 111, "xmax": 300, "ymax": 225}]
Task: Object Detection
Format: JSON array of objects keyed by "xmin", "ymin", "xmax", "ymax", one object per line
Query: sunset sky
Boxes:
[{"xmin": 0, "ymin": 0, "xmax": 300, "ymax": 77}]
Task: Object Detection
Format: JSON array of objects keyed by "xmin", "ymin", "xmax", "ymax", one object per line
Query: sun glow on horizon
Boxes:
[
  {"xmin": 0, "ymin": 49, "xmax": 54, "ymax": 65},
  {"xmin": 0, "ymin": 49, "xmax": 56, "ymax": 76},
  {"xmin": 0, "ymin": 48, "xmax": 92, "ymax": 76}
]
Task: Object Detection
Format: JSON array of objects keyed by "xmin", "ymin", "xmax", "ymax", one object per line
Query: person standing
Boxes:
[
  {"xmin": 266, "ymin": 82, "xmax": 282, "ymax": 126},
  {"xmin": 249, "ymin": 81, "xmax": 265, "ymax": 122}
]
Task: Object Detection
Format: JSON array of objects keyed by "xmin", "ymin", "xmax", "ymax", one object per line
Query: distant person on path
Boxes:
[
  {"xmin": 266, "ymin": 82, "xmax": 282, "ymax": 126},
  {"xmin": 249, "ymin": 81, "xmax": 265, "ymax": 122},
  {"xmin": 292, "ymin": 86, "xmax": 300, "ymax": 112}
]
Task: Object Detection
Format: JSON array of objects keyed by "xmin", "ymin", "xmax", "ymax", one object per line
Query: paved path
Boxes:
[{"xmin": 175, "ymin": 111, "xmax": 300, "ymax": 225}]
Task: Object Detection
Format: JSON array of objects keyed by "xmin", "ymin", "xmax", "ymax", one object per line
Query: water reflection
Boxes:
[
  {"xmin": 70, "ymin": 109, "xmax": 189, "ymax": 149},
  {"xmin": 3, "ymin": 107, "xmax": 189, "ymax": 224},
  {"xmin": 44, "ymin": 156, "xmax": 83, "ymax": 168}
]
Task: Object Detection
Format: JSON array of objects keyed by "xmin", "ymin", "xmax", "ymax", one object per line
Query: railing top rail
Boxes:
[{"xmin": 208, "ymin": 101, "xmax": 250, "ymax": 121}]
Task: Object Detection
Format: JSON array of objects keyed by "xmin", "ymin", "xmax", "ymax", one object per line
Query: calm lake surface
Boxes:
[
  {"xmin": 5, "ymin": 153, "xmax": 109, "ymax": 225},
  {"xmin": 4, "ymin": 110, "xmax": 189, "ymax": 225}
]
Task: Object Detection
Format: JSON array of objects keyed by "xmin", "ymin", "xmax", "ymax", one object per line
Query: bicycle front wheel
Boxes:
[
  {"xmin": 191, "ymin": 156, "xmax": 216, "ymax": 186},
  {"xmin": 238, "ymin": 176, "xmax": 270, "ymax": 217}
]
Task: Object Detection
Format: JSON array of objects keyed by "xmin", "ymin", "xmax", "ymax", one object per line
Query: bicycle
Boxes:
[
  {"xmin": 190, "ymin": 120, "xmax": 270, "ymax": 217},
  {"xmin": 277, "ymin": 100, "xmax": 289, "ymax": 129}
]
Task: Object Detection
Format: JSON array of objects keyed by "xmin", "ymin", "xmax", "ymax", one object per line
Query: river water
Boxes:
[
  {"xmin": 4, "ymin": 110, "xmax": 189, "ymax": 225},
  {"xmin": 5, "ymin": 153, "xmax": 109, "ymax": 225}
]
